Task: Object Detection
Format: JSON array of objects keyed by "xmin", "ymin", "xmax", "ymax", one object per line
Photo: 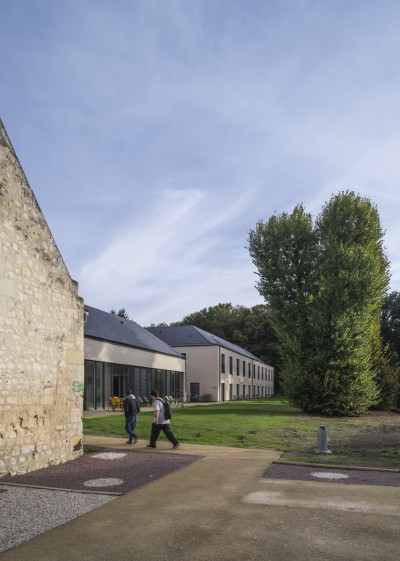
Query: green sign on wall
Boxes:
[{"xmin": 72, "ymin": 381, "xmax": 84, "ymax": 393}]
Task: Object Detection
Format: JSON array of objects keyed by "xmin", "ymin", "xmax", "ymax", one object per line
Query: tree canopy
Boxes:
[
  {"xmin": 110, "ymin": 308, "xmax": 129, "ymax": 318},
  {"xmin": 249, "ymin": 191, "xmax": 392, "ymax": 415}
]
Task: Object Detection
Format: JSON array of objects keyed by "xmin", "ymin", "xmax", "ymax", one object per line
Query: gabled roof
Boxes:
[
  {"xmin": 84, "ymin": 306, "xmax": 184, "ymax": 358},
  {"xmin": 146, "ymin": 325, "xmax": 267, "ymax": 364}
]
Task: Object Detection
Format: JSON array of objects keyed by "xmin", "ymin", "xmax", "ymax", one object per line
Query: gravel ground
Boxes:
[
  {"xmin": 264, "ymin": 463, "xmax": 400, "ymax": 486},
  {"xmin": 0, "ymin": 486, "xmax": 116, "ymax": 552},
  {"xmin": 0, "ymin": 449, "xmax": 202, "ymax": 553}
]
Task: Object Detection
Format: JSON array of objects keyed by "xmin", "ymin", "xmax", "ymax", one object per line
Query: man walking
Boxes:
[
  {"xmin": 147, "ymin": 389, "xmax": 180, "ymax": 449},
  {"xmin": 124, "ymin": 389, "xmax": 140, "ymax": 444}
]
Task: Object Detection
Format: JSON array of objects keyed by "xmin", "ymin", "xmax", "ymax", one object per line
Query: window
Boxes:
[
  {"xmin": 242, "ymin": 361, "xmax": 246, "ymax": 376},
  {"xmin": 258, "ymin": 365, "xmax": 260, "ymax": 379},
  {"xmin": 221, "ymin": 353, "xmax": 225, "ymax": 374},
  {"xmin": 236, "ymin": 358, "xmax": 240, "ymax": 376},
  {"xmin": 248, "ymin": 363, "xmax": 251, "ymax": 378},
  {"xmin": 229, "ymin": 356, "xmax": 233, "ymax": 374}
]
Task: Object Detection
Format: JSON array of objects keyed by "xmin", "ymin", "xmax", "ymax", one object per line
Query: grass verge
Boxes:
[{"xmin": 83, "ymin": 398, "xmax": 400, "ymax": 469}]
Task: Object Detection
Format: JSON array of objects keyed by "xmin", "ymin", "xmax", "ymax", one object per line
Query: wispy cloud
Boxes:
[
  {"xmin": 78, "ymin": 185, "xmax": 262, "ymax": 323},
  {"xmin": 2, "ymin": 0, "xmax": 400, "ymax": 323}
]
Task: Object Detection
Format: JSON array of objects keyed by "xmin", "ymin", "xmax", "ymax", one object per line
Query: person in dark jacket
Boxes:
[{"xmin": 123, "ymin": 389, "xmax": 140, "ymax": 444}]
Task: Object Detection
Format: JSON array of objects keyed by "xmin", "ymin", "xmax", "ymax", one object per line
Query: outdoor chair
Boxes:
[{"xmin": 110, "ymin": 396, "xmax": 121, "ymax": 411}]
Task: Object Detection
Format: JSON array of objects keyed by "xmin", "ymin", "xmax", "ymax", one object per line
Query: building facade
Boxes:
[
  {"xmin": 0, "ymin": 121, "xmax": 84, "ymax": 476},
  {"xmin": 146, "ymin": 325, "xmax": 274, "ymax": 402},
  {"xmin": 84, "ymin": 306, "xmax": 186, "ymax": 409}
]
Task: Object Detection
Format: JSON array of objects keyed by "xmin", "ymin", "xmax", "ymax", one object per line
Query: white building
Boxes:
[
  {"xmin": 84, "ymin": 306, "xmax": 186, "ymax": 409},
  {"xmin": 146, "ymin": 325, "xmax": 274, "ymax": 402}
]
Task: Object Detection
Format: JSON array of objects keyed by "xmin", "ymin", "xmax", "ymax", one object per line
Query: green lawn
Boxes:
[{"xmin": 83, "ymin": 398, "xmax": 400, "ymax": 469}]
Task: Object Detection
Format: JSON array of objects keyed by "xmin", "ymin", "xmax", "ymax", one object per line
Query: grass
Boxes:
[{"xmin": 82, "ymin": 398, "xmax": 400, "ymax": 469}]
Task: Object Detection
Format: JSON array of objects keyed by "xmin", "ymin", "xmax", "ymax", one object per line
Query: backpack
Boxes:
[
  {"xmin": 163, "ymin": 400, "xmax": 172, "ymax": 420},
  {"xmin": 156, "ymin": 398, "xmax": 172, "ymax": 420}
]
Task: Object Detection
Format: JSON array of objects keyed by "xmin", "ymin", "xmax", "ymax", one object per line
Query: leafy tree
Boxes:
[
  {"xmin": 248, "ymin": 204, "xmax": 318, "ymax": 406},
  {"xmin": 110, "ymin": 308, "xmax": 129, "ymax": 318},
  {"xmin": 380, "ymin": 291, "xmax": 400, "ymax": 408},
  {"xmin": 249, "ymin": 191, "xmax": 391, "ymax": 416},
  {"xmin": 381, "ymin": 291, "xmax": 400, "ymax": 361}
]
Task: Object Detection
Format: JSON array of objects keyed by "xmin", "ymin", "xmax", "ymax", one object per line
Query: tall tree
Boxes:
[
  {"xmin": 248, "ymin": 204, "xmax": 318, "ymax": 406},
  {"xmin": 249, "ymin": 191, "xmax": 391, "ymax": 415},
  {"xmin": 313, "ymin": 192, "xmax": 389, "ymax": 414}
]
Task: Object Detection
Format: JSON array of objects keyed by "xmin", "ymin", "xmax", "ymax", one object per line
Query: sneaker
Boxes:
[
  {"xmin": 133, "ymin": 437, "xmax": 138, "ymax": 444},
  {"xmin": 172, "ymin": 443, "xmax": 180, "ymax": 450},
  {"xmin": 126, "ymin": 440, "xmax": 132, "ymax": 445},
  {"xmin": 146, "ymin": 444, "xmax": 156, "ymax": 448}
]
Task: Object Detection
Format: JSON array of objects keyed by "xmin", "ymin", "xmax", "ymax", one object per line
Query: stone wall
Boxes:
[{"xmin": 0, "ymin": 120, "xmax": 84, "ymax": 475}]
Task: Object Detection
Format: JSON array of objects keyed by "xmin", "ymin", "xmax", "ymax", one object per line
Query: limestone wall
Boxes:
[{"xmin": 0, "ymin": 121, "xmax": 84, "ymax": 475}]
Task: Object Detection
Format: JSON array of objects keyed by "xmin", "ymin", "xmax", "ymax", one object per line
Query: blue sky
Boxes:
[{"xmin": 2, "ymin": 0, "xmax": 400, "ymax": 325}]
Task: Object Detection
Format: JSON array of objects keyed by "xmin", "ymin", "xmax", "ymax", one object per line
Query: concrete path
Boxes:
[{"xmin": 2, "ymin": 436, "xmax": 400, "ymax": 561}]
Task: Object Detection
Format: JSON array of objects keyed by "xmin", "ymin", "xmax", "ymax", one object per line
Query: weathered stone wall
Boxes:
[{"xmin": 0, "ymin": 121, "xmax": 84, "ymax": 475}]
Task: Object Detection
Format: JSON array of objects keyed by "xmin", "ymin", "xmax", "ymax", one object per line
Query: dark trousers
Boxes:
[{"xmin": 150, "ymin": 422, "xmax": 179, "ymax": 447}]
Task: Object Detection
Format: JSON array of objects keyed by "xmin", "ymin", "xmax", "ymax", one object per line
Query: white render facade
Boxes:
[
  {"xmin": 84, "ymin": 306, "xmax": 186, "ymax": 409},
  {"xmin": 146, "ymin": 326, "xmax": 274, "ymax": 402}
]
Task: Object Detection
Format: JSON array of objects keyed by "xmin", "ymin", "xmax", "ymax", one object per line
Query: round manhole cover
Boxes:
[
  {"xmin": 311, "ymin": 471, "xmax": 350, "ymax": 480},
  {"xmin": 84, "ymin": 478, "xmax": 124, "ymax": 488},
  {"xmin": 93, "ymin": 452, "xmax": 127, "ymax": 460}
]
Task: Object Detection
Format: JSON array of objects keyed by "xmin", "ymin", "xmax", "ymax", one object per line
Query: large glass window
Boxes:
[
  {"xmin": 84, "ymin": 361, "xmax": 95, "ymax": 410},
  {"xmin": 95, "ymin": 362, "xmax": 104, "ymax": 409},
  {"xmin": 221, "ymin": 353, "xmax": 225, "ymax": 373},
  {"xmin": 84, "ymin": 360, "xmax": 184, "ymax": 410}
]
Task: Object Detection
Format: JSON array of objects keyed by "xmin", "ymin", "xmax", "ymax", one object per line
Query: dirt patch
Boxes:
[
  {"xmin": 342, "ymin": 412, "xmax": 400, "ymax": 449},
  {"xmin": 276, "ymin": 410, "xmax": 400, "ymax": 469}
]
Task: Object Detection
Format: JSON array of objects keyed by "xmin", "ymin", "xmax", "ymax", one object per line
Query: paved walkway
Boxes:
[{"xmin": 2, "ymin": 436, "xmax": 400, "ymax": 561}]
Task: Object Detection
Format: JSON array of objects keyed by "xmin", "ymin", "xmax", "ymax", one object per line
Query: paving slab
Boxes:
[{"xmin": 1, "ymin": 436, "xmax": 400, "ymax": 561}]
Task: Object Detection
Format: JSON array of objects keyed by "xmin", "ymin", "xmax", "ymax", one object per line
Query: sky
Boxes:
[{"xmin": 2, "ymin": 0, "xmax": 400, "ymax": 326}]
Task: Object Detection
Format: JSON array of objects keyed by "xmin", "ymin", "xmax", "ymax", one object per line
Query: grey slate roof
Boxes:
[
  {"xmin": 146, "ymin": 325, "xmax": 266, "ymax": 363},
  {"xmin": 84, "ymin": 306, "xmax": 184, "ymax": 358}
]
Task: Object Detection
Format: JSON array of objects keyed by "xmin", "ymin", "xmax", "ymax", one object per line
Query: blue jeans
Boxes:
[{"xmin": 125, "ymin": 415, "xmax": 138, "ymax": 441}]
